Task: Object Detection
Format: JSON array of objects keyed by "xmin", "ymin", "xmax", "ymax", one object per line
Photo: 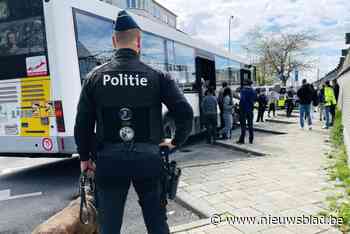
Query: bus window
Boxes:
[
  {"xmin": 0, "ymin": 0, "xmax": 48, "ymax": 79},
  {"xmin": 141, "ymin": 32, "xmax": 166, "ymax": 72},
  {"xmin": 167, "ymin": 40, "xmax": 195, "ymax": 91},
  {"xmin": 73, "ymin": 10, "xmax": 114, "ymax": 82},
  {"xmin": 215, "ymin": 56, "xmax": 229, "ymax": 86},
  {"xmin": 228, "ymin": 59, "xmax": 240, "ymax": 85}
]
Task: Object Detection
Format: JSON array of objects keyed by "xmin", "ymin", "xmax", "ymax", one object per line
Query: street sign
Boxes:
[{"xmin": 295, "ymin": 69, "xmax": 299, "ymax": 82}]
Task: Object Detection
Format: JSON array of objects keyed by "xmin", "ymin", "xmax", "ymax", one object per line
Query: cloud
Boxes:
[{"xmin": 157, "ymin": 0, "xmax": 350, "ymax": 80}]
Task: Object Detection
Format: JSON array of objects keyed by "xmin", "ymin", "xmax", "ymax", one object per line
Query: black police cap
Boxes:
[{"xmin": 114, "ymin": 10, "xmax": 140, "ymax": 32}]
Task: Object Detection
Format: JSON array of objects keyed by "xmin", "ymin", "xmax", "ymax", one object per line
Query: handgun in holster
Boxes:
[{"xmin": 160, "ymin": 146, "xmax": 181, "ymax": 206}]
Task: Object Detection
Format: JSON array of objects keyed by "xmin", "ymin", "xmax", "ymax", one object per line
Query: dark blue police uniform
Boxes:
[{"xmin": 74, "ymin": 10, "xmax": 193, "ymax": 234}]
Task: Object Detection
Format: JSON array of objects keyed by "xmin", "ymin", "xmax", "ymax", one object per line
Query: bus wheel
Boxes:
[{"xmin": 163, "ymin": 118, "xmax": 176, "ymax": 139}]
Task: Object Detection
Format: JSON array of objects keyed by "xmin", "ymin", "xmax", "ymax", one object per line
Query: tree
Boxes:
[{"xmin": 243, "ymin": 28, "xmax": 317, "ymax": 86}]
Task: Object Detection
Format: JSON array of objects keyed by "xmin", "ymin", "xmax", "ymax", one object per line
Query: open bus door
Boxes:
[
  {"xmin": 195, "ymin": 57, "xmax": 216, "ymax": 95},
  {"xmin": 195, "ymin": 57, "xmax": 216, "ymax": 129},
  {"xmin": 240, "ymin": 69, "xmax": 252, "ymax": 87}
]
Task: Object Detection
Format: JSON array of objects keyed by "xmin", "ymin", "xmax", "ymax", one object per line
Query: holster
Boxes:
[{"xmin": 160, "ymin": 147, "xmax": 181, "ymax": 202}]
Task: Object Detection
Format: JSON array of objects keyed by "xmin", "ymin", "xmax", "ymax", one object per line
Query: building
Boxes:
[
  {"xmin": 101, "ymin": 0, "xmax": 177, "ymax": 28},
  {"xmin": 313, "ymin": 68, "xmax": 338, "ymax": 88},
  {"xmin": 336, "ymin": 34, "xmax": 350, "ymax": 165}
]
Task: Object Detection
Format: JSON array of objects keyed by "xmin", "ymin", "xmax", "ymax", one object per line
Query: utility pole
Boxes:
[{"xmin": 228, "ymin": 16, "xmax": 234, "ymax": 53}]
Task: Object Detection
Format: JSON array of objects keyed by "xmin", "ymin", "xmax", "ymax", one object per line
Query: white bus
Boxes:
[{"xmin": 0, "ymin": 0, "xmax": 251, "ymax": 157}]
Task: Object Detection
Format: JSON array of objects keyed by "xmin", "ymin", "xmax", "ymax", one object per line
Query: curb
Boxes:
[
  {"xmin": 175, "ymin": 193, "xmax": 213, "ymax": 219},
  {"xmin": 170, "ymin": 218, "xmax": 211, "ymax": 233},
  {"xmin": 265, "ymin": 119, "xmax": 295, "ymax": 124},
  {"xmin": 253, "ymin": 127, "xmax": 288, "ymax": 135},
  {"xmin": 277, "ymin": 113, "xmax": 299, "ymax": 118},
  {"xmin": 214, "ymin": 141, "xmax": 266, "ymax": 156}
]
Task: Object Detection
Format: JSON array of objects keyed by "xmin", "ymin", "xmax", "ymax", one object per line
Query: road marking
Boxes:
[
  {"xmin": 0, "ymin": 189, "xmax": 42, "ymax": 201},
  {"xmin": 0, "ymin": 167, "xmax": 27, "ymax": 176}
]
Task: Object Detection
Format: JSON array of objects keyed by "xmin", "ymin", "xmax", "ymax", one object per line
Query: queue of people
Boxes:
[
  {"xmin": 201, "ymin": 80, "xmax": 258, "ymax": 145},
  {"xmin": 201, "ymin": 77, "xmax": 338, "ymax": 145},
  {"xmin": 295, "ymin": 78, "xmax": 338, "ymax": 130}
]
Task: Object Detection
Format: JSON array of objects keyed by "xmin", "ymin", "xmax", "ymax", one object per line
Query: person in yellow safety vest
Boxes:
[{"xmin": 323, "ymin": 80, "xmax": 337, "ymax": 129}]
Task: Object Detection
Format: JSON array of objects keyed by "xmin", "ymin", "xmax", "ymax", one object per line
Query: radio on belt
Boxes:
[{"xmin": 119, "ymin": 108, "xmax": 135, "ymax": 142}]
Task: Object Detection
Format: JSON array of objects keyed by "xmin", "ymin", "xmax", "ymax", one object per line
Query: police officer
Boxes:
[{"xmin": 74, "ymin": 10, "xmax": 193, "ymax": 234}]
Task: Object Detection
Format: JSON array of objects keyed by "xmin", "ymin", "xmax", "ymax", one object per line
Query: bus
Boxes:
[{"xmin": 0, "ymin": 0, "xmax": 251, "ymax": 157}]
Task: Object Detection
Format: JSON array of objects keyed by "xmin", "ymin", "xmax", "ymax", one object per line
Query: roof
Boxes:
[{"xmin": 152, "ymin": 0, "xmax": 177, "ymax": 17}]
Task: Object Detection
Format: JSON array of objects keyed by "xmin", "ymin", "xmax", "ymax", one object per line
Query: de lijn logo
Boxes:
[{"xmin": 103, "ymin": 74, "xmax": 148, "ymax": 87}]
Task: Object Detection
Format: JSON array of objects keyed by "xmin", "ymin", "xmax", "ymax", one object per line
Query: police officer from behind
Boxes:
[{"xmin": 74, "ymin": 11, "xmax": 193, "ymax": 234}]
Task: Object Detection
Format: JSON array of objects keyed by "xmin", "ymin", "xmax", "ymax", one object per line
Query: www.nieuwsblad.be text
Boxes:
[{"xmin": 211, "ymin": 213, "xmax": 343, "ymax": 226}]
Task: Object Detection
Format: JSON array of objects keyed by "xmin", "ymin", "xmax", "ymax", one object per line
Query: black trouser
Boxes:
[
  {"xmin": 204, "ymin": 114, "xmax": 217, "ymax": 143},
  {"xmin": 96, "ymin": 176, "xmax": 169, "ymax": 234},
  {"xmin": 239, "ymin": 110, "xmax": 254, "ymax": 143},
  {"xmin": 268, "ymin": 103, "xmax": 276, "ymax": 117},
  {"xmin": 330, "ymin": 105, "xmax": 336, "ymax": 125},
  {"xmin": 286, "ymin": 100, "xmax": 294, "ymax": 117},
  {"xmin": 256, "ymin": 107, "xmax": 266, "ymax": 122},
  {"xmin": 95, "ymin": 144, "xmax": 170, "ymax": 234}
]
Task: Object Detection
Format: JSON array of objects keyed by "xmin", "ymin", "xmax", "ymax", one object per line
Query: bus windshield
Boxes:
[{"xmin": 0, "ymin": 0, "xmax": 48, "ymax": 79}]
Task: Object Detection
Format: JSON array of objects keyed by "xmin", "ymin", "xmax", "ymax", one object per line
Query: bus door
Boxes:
[
  {"xmin": 240, "ymin": 69, "xmax": 252, "ymax": 87},
  {"xmin": 195, "ymin": 57, "xmax": 216, "ymax": 97},
  {"xmin": 195, "ymin": 57, "xmax": 216, "ymax": 128}
]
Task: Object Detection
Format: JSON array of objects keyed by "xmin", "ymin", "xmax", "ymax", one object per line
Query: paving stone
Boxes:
[
  {"xmin": 172, "ymin": 115, "xmax": 342, "ymax": 234},
  {"xmin": 258, "ymin": 226, "xmax": 295, "ymax": 234}
]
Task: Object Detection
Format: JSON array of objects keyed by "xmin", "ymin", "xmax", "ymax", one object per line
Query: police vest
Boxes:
[{"xmin": 94, "ymin": 71, "xmax": 162, "ymax": 144}]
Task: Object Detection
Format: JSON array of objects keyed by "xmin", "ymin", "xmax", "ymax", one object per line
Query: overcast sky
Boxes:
[{"xmin": 157, "ymin": 0, "xmax": 350, "ymax": 81}]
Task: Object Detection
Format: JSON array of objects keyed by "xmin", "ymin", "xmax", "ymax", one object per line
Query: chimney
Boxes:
[
  {"xmin": 346, "ymin": 33, "xmax": 350, "ymax": 45},
  {"xmin": 342, "ymin": 49, "xmax": 348, "ymax": 57}
]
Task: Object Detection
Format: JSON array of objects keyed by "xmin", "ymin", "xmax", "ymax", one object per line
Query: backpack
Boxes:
[{"xmin": 312, "ymin": 91, "xmax": 319, "ymax": 107}]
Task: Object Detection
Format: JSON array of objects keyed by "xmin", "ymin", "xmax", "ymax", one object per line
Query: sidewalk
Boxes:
[{"xmin": 171, "ymin": 113, "xmax": 341, "ymax": 234}]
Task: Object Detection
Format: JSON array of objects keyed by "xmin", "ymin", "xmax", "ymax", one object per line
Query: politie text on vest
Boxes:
[{"xmin": 103, "ymin": 74, "xmax": 148, "ymax": 87}]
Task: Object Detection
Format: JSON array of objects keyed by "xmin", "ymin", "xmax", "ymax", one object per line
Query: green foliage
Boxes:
[
  {"xmin": 325, "ymin": 110, "xmax": 350, "ymax": 232},
  {"xmin": 331, "ymin": 110, "xmax": 344, "ymax": 146}
]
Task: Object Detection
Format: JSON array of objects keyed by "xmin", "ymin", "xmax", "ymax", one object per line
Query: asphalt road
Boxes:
[{"xmin": 0, "ymin": 136, "xmax": 251, "ymax": 234}]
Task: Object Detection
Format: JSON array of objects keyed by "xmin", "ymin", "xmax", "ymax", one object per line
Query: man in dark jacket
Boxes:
[
  {"xmin": 74, "ymin": 11, "xmax": 193, "ymax": 234},
  {"xmin": 237, "ymin": 80, "xmax": 257, "ymax": 144},
  {"xmin": 297, "ymin": 79, "xmax": 313, "ymax": 130}
]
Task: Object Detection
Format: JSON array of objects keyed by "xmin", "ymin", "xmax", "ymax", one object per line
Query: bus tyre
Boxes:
[{"xmin": 163, "ymin": 118, "xmax": 176, "ymax": 139}]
